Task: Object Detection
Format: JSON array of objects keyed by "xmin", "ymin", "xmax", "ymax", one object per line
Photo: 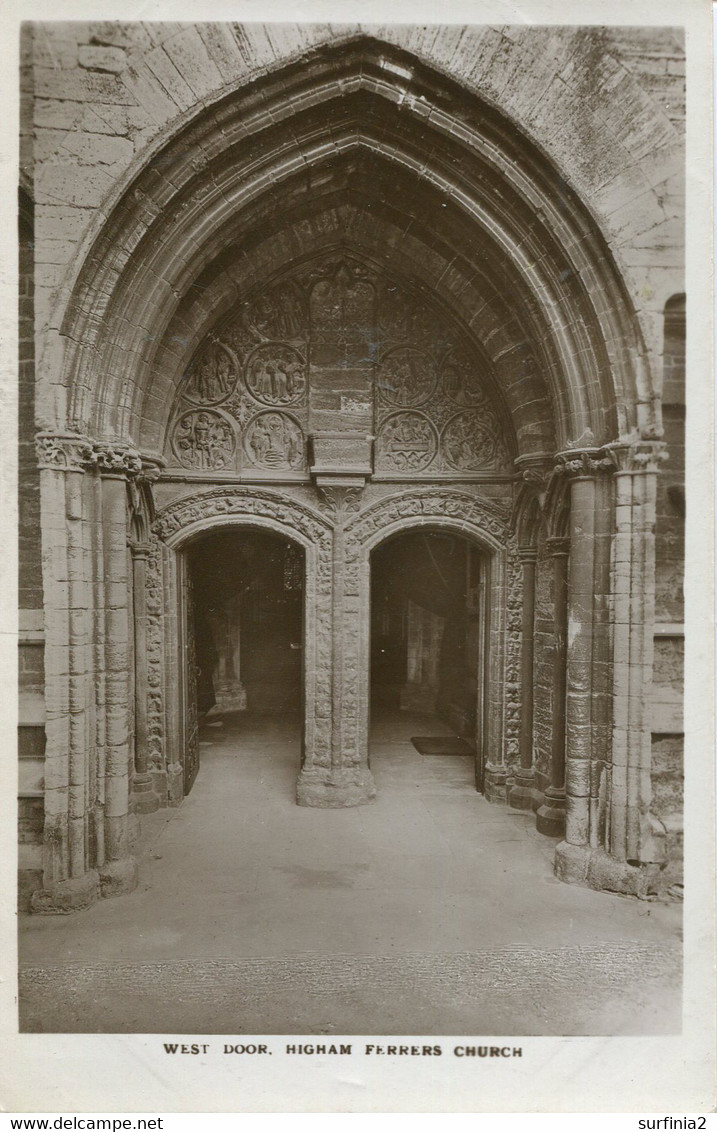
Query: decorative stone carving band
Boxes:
[
  {"xmin": 151, "ymin": 485, "xmax": 331, "ymax": 545},
  {"xmin": 35, "ymin": 433, "xmax": 148, "ymax": 477},
  {"xmin": 555, "ymin": 434, "xmax": 669, "ymax": 478}
]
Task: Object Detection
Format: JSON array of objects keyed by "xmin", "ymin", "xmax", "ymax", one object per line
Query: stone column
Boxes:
[
  {"xmin": 508, "ymin": 546, "xmax": 537, "ymax": 809},
  {"xmin": 399, "ymin": 600, "xmax": 446, "ymax": 712},
  {"xmin": 130, "ymin": 542, "xmax": 159, "ymax": 813},
  {"xmin": 31, "ymin": 434, "xmax": 100, "ymax": 912},
  {"xmin": 606, "ymin": 437, "xmax": 668, "ymax": 875},
  {"xmin": 96, "ymin": 458, "xmax": 139, "ymax": 896},
  {"xmin": 297, "ymin": 482, "xmax": 376, "ymax": 807},
  {"xmin": 553, "ymin": 436, "xmax": 666, "ymax": 894},
  {"xmin": 536, "ymin": 536, "xmax": 569, "ymax": 836}
]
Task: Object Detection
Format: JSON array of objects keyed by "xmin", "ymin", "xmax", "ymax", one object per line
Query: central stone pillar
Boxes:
[{"xmin": 206, "ymin": 594, "xmax": 247, "ymax": 714}]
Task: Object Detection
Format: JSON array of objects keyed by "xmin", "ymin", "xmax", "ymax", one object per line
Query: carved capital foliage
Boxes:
[
  {"xmin": 35, "ymin": 432, "xmax": 93, "ymax": 471},
  {"xmin": 34, "ymin": 433, "xmax": 155, "ymax": 479},
  {"xmin": 603, "ymin": 434, "xmax": 669, "ymax": 474},
  {"xmin": 554, "ymin": 449, "xmax": 615, "ymax": 478},
  {"xmin": 316, "ymin": 485, "xmax": 364, "ymax": 518}
]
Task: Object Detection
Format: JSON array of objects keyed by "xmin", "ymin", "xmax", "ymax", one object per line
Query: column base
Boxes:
[
  {"xmin": 296, "ymin": 766, "xmax": 376, "ymax": 808},
  {"xmin": 536, "ymin": 787, "xmax": 566, "ymax": 837},
  {"xmin": 133, "ymin": 774, "xmax": 160, "ymax": 814},
  {"xmin": 30, "ymin": 870, "xmax": 101, "ymax": 914},
  {"xmin": 99, "ymin": 856, "xmax": 139, "ymax": 899},
  {"xmin": 483, "ymin": 762, "xmax": 508, "ymax": 803},
  {"xmin": 554, "ymin": 842, "xmax": 663, "ymax": 897},
  {"xmin": 508, "ymin": 770, "xmax": 535, "ymax": 811}
]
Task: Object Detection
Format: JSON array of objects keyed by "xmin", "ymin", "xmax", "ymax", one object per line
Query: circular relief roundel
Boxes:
[
  {"xmin": 244, "ymin": 411, "xmax": 305, "ymax": 471},
  {"xmin": 441, "ymin": 412, "xmax": 500, "ymax": 471},
  {"xmin": 441, "ymin": 347, "xmax": 489, "ymax": 408},
  {"xmin": 245, "ymin": 343, "xmax": 307, "ymax": 407},
  {"xmin": 182, "ymin": 340, "xmax": 239, "ymax": 405},
  {"xmin": 376, "ymin": 412, "xmax": 438, "ymax": 473},
  {"xmin": 377, "ymin": 347, "xmax": 435, "ymax": 407},
  {"xmin": 172, "ymin": 410, "xmax": 236, "ymax": 471}
]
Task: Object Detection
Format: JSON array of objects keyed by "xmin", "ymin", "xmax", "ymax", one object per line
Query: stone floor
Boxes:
[{"xmin": 18, "ymin": 709, "xmax": 682, "ymax": 1034}]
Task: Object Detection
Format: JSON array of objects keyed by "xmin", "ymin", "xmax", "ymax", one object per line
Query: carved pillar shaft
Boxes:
[
  {"xmin": 508, "ymin": 547, "xmax": 537, "ymax": 809},
  {"xmin": 131, "ymin": 543, "xmax": 159, "ymax": 812},
  {"xmin": 563, "ymin": 473, "xmax": 596, "ymax": 846},
  {"xmin": 98, "ymin": 472, "xmax": 139, "ymax": 895},
  {"xmin": 32, "ymin": 434, "xmax": 101, "ymax": 912},
  {"xmin": 536, "ymin": 537, "xmax": 569, "ymax": 837},
  {"xmin": 554, "ymin": 436, "xmax": 666, "ymax": 895},
  {"xmin": 609, "ymin": 456, "xmax": 664, "ymax": 865}
]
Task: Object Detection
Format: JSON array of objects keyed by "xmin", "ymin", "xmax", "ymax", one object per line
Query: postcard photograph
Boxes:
[{"xmin": 5, "ymin": 5, "xmax": 715, "ymax": 1114}]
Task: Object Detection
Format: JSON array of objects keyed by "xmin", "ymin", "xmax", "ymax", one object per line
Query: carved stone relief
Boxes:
[
  {"xmin": 245, "ymin": 344, "xmax": 307, "ymax": 406},
  {"xmin": 442, "ymin": 412, "xmax": 502, "ymax": 471},
  {"xmin": 375, "ymin": 412, "xmax": 438, "ymax": 472},
  {"xmin": 183, "ymin": 340, "xmax": 238, "ymax": 405},
  {"xmin": 165, "ymin": 251, "xmax": 514, "ymax": 478},
  {"xmin": 377, "ymin": 347, "xmax": 435, "ymax": 407},
  {"xmin": 244, "ymin": 412, "xmax": 304, "ymax": 470},
  {"xmin": 172, "ymin": 410, "xmax": 236, "ymax": 470}
]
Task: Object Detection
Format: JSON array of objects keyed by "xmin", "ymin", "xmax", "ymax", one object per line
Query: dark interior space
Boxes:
[
  {"xmin": 370, "ymin": 531, "xmax": 482, "ymax": 739},
  {"xmin": 189, "ymin": 530, "xmax": 304, "ymax": 718}
]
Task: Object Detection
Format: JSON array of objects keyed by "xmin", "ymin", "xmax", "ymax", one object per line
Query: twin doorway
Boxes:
[{"xmin": 182, "ymin": 525, "xmax": 487, "ymax": 797}]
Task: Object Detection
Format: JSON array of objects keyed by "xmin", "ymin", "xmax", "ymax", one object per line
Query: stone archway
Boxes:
[{"xmin": 28, "ymin": 36, "xmax": 676, "ymax": 912}]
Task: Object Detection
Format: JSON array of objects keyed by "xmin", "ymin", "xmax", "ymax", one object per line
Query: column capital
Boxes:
[
  {"xmin": 554, "ymin": 447, "xmax": 614, "ymax": 479},
  {"xmin": 517, "ymin": 545, "xmax": 539, "ymax": 564},
  {"xmin": 34, "ymin": 432, "xmax": 162, "ymax": 479},
  {"xmin": 602, "ymin": 432, "xmax": 669, "ymax": 474},
  {"xmin": 35, "ymin": 431, "xmax": 94, "ymax": 472}
]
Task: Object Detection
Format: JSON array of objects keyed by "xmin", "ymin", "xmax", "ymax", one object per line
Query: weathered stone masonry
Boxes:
[{"xmin": 19, "ymin": 24, "xmax": 685, "ymax": 910}]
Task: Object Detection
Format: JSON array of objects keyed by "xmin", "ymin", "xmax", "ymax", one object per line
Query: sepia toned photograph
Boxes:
[{"xmin": 15, "ymin": 15, "xmax": 692, "ymax": 1058}]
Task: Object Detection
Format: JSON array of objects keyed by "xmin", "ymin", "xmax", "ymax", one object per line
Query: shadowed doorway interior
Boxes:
[
  {"xmin": 185, "ymin": 529, "xmax": 305, "ymax": 794},
  {"xmin": 370, "ymin": 530, "xmax": 485, "ymax": 788}
]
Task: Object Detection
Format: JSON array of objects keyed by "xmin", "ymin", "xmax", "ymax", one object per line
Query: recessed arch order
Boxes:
[{"xmin": 47, "ymin": 38, "xmax": 652, "ymax": 459}]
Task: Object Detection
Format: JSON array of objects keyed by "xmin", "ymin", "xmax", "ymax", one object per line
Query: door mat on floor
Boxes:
[{"xmin": 411, "ymin": 736, "xmax": 474, "ymax": 756}]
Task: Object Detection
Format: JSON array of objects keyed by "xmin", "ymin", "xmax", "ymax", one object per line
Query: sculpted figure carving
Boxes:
[
  {"xmin": 378, "ymin": 347, "xmax": 434, "ymax": 407},
  {"xmin": 172, "ymin": 410, "xmax": 235, "ymax": 470},
  {"xmin": 441, "ymin": 347, "xmax": 489, "ymax": 408},
  {"xmin": 184, "ymin": 341, "xmax": 237, "ymax": 404},
  {"xmin": 442, "ymin": 412, "xmax": 500, "ymax": 470},
  {"xmin": 244, "ymin": 412, "xmax": 304, "ymax": 470},
  {"xmin": 376, "ymin": 412, "xmax": 437, "ymax": 472},
  {"xmin": 240, "ymin": 283, "xmax": 308, "ymax": 341},
  {"xmin": 246, "ymin": 344, "xmax": 306, "ymax": 406}
]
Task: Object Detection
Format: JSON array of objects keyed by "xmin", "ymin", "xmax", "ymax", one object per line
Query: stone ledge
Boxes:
[{"xmin": 554, "ymin": 842, "xmax": 665, "ymax": 897}]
